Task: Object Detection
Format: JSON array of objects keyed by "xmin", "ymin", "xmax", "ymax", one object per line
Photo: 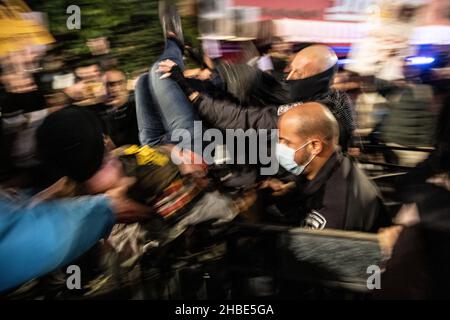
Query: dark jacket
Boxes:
[
  {"xmin": 378, "ymin": 172, "xmax": 450, "ymax": 299},
  {"xmin": 194, "ymin": 90, "xmax": 355, "ymax": 150},
  {"xmin": 265, "ymin": 152, "xmax": 389, "ymax": 232},
  {"xmin": 91, "ymin": 97, "xmax": 140, "ymax": 147}
]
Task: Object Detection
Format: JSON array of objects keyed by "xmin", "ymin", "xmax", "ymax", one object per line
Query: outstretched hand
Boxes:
[
  {"xmin": 157, "ymin": 59, "xmax": 178, "ymax": 79},
  {"xmin": 259, "ymin": 178, "xmax": 296, "ymax": 197},
  {"xmin": 156, "ymin": 59, "xmax": 199, "ymax": 101}
]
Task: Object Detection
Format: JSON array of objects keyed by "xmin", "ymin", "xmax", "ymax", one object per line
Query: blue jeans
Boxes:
[
  {"xmin": 135, "ymin": 73, "xmax": 168, "ymax": 146},
  {"xmin": 135, "ymin": 39, "xmax": 202, "ymax": 150}
]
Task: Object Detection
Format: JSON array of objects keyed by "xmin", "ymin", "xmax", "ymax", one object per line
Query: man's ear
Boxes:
[{"xmin": 309, "ymin": 139, "xmax": 323, "ymax": 155}]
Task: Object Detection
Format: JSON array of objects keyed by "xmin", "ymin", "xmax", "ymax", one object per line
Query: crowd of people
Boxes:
[{"xmin": 0, "ymin": 0, "xmax": 449, "ymax": 299}]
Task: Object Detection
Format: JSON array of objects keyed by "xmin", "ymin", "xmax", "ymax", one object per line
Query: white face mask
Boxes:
[{"xmin": 276, "ymin": 141, "xmax": 315, "ymax": 175}]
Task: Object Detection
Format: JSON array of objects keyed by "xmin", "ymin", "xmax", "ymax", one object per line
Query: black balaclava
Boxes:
[{"xmin": 287, "ymin": 63, "xmax": 338, "ymax": 103}]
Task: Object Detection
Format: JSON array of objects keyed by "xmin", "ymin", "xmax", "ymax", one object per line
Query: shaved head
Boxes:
[
  {"xmin": 277, "ymin": 103, "xmax": 339, "ymax": 179},
  {"xmin": 287, "ymin": 45, "xmax": 338, "ymax": 80},
  {"xmin": 279, "ymin": 102, "xmax": 339, "ymax": 147}
]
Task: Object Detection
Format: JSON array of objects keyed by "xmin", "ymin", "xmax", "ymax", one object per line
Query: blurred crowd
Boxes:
[{"xmin": 0, "ymin": 0, "xmax": 449, "ymax": 299}]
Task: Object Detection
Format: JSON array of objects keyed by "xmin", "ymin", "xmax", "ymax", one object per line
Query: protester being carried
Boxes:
[
  {"xmin": 154, "ymin": 44, "xmax": 356, "ymax": 152},
  {"xmin": 36, "ymin": 107, "xmax": 250, "ymax": 244}
]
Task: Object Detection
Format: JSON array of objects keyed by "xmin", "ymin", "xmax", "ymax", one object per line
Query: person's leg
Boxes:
[
  {"xmin": 134, "ymin": 73, "xmax": 168, "ymax": 146},
  {"xmin": 149, "ymin": 39, "xmax": 202, "ymax": 150},
  {"xmin": 149, "ymin": 64, "xmax": 202, "ymax": 150},
  {"xmin": 157, "ymin": 38, "xmax": 184, "ymax": 69}
]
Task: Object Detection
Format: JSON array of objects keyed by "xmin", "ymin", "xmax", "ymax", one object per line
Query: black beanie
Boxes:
[{"xmin": 36, "ymin": 106, "xmax": 105, "ymax": 182}]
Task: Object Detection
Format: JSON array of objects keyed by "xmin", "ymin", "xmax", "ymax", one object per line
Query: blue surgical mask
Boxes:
[{"xmin": 276, "ymin": 141, "xmax": 315, "ymax": 175}]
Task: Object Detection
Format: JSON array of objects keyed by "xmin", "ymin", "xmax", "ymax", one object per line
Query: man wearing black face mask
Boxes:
[
  {"xmin": 285, "ymin": 45, "xmax": 338, "ymax": 101},
  {"xmin": 157, "ymin": 45, "xmax": 356, "ymax": 151},
  {"xmin": 283, "ymin": 45, "xmax": 355, "ymax": 151}
]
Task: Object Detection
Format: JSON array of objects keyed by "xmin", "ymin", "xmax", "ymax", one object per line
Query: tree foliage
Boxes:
[{"xmin": 28, "ymin": 0, "xmax": 198, "ymax": 74}]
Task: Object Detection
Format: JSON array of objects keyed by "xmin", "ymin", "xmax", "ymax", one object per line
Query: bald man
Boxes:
[
  {"xmin": 154, "ymin": 44, "xmax": 355, "ymax": 151},
  {"xmin": 277, "ymin": 103, "xmax": 339, "ymax": 180},
  {"xmin": 265, "ymin": 103, "xmax": 388, "ymax": 232},
  {"xmin": 285, "ymin": 45, "xmax": 338, "ymax": 99}
]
